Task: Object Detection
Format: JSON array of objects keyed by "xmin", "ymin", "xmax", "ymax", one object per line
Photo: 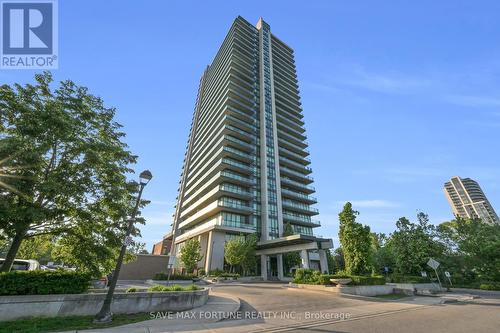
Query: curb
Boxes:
[{"xmin": 208, "ymin": 291, "xmax": 242, "ymax": 322}]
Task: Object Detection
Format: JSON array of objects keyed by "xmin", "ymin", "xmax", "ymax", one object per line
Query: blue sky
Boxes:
[{"xmin": 3, "ymin": 1, "xmax": 500, "ymax": 251}]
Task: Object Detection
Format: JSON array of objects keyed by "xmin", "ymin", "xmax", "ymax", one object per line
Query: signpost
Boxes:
[
  {"xmin": 123, "ymin": 236, "xmax": 133, "ymax": 247},
  {"xmin": 166, "ymin": 255, "xmax": 176, "ymax": 285},
  {"xmin": 444, "ymin": 271, "xmax": 452, "ymax": 286},
  {"xmin": 427, "ymin": 258, "xmax": 442, "ymax": 289}
]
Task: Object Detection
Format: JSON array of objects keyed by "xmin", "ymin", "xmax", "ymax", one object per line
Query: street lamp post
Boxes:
[{"xmin": 94, "ymin": 170, "xmax": 153, "ymax": 323}]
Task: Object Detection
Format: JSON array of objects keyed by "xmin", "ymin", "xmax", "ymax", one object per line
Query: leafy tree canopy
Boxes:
[
  {"xmin": 0, "ymin": 72, "xmax": 144, "ymax": 273},
  {"xmin": 338, "ymin": 202, "xmax": 373, "ymax": 275}
]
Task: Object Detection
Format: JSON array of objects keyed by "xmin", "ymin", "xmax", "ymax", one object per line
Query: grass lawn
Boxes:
[
  {"xmin": 373, "ymin": 293, "xmax": 409, "ymax": 300},
  {"xmin": 0, "ymin": 313, "xmax": 151, "ymax": 333}
]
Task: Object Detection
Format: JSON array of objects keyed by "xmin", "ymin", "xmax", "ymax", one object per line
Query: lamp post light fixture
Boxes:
[{"xmin": 94, "ymin": 170, "xmax": 152, "ymax": 323}]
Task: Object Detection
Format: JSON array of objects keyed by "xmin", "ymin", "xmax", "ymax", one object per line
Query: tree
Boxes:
[
  {"xmin": 338, "ymin": 202, "xmax": 373, "ymax": 275},
  {"xmin": 17, "ymin": 234, "xmax": 54, "ymax": 262},
  {"xmin": 371, "ymin": 233, "xmax": 395, "ymax": 274},
  {"xmin": 438, "ymin": 217, "xmax": 500, "ymax": 281},
  {"xmin": 325, "ymin": 249, "xmax": 336, "ymax": 274},
  {"xmin": 0, "ymin": 72, "xmax": 141, "ymax": 272},
  {"xmin": 224, "ymin": 234, "xmax": 258, "ymax": 274},
  {"xmin": 333, "ymin": 247, "xmax": 345, "ymax": 272},
  {"xmin": 391, "ymin": 213, "xmax": 443, "ymax": 275},
  {"xmin": 224, "ymin": 237, "xmax": 247, "ymax": 273},
  {"xmin": 179, "ymin": 238, "xmax": 203, "ymax": 274},
  {"xmin": 240, "ymin": 234, "xmax": 258, "ymax": 276},
  {"xmin": 282, "ymin": 223, "xmax": 301, "ymax": 276}
]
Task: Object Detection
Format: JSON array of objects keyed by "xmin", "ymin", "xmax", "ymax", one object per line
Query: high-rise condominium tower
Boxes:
[
  {"xmin": 163, "ymin": 16, "xmax": 332, "ymax": 280},
  {"xmin": 444, "ymin": 176, "xmax": 499, "ymax": 224}
]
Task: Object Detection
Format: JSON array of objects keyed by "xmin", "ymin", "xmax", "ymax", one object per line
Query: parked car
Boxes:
[{"xmin": 0, "ymin": 259, "xmax": 40, "ymax": 271}]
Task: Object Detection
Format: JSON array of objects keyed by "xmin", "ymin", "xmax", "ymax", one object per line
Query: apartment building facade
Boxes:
[
  {"xmin": 166, "ymin": 16, "xmax": 332, "ymax": 280},
  {"xmin": 444, "ymin": 176, "xmax": 499, "ymax": 224}
]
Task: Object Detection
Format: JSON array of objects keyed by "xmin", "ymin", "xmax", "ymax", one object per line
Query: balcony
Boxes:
[
  {"xmin": 223, "ymin": 134, "xmax": 255, "ymax": 152},
  {"xmin": 281, "ymin": 188, "xmax": 317, "ymax": 204},
  {"xmin": 219, "ymin": 184, "xmax": 252, "ymax": 198},
  {"xmin": 280, "ymin": 166, "xmax": 313, "ymax": 184},
  {"xmin": 222, "ymin": 158, "xmax": 254, "ymax": 174},
  {"xmin": 217, "ymin": 198, "xmax": 253, "ymax": 213},
  {"xmin": 277, "ymin": 129, "xmax": 308, "ymax": 149},
  {"xmin": 221, "ymin": 170, "xmax": 254, "ymax": 185},
  {"xmin": 282, "ymin": 212, "xmax": 321, "ymax": 227},
  {"xmin": 279, "ymin": 156, "xmax": 312, "ymax": 174},
  {"xmin": 222, "ymin": 146, "xmax": 254, "ymax": 163},
  {"xmin": 281, "ymin": 177, "xmax": 315, "ymax": 194},
  {"xmin": 282, "ymin": 200, "xmax": 319, "ymax": 215}
]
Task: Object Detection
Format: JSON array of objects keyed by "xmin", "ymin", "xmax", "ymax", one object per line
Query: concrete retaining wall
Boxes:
[
  {"xmin": 291, "ymin": 283, "xmax": 394, "ymax": 296},
  {"xmin": 335, "ymin": 285, "xmax": 394, "ymax": 296},
  {"xmin": 387, "ymin": 283, "xmax": 444, "ymax": 293},
  {"xmin": 0, "ymin": 289, "xmax": 208, "ymax": 321}
]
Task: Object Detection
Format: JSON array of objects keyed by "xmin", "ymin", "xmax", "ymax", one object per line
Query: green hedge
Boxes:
[
  {"xmin": 350, "ymin": 275, "xmax": 385, "ymax": 286},
  {"xmin": 0, "ymin": 270, "xmax": 91, "ymax": 295},
  {"xmin": 480, "ymin": 282, "xmax": 500, "ymax": 291},
  {"xmin": 292, "ymin": 269, "xmax": 385, "ymax": 286},
  {"xmin": 389, "ymin": 274, "xmax": 430, "ymax": 284},
  {"xmin": 153, "ymin": 272, "xmax": 196, "ymax": 280},
  {"xmin": 147, "ymin": 284, "xmax": 200, "ymax": 292},
  {"xmin": 207, "ymin": 270, "xmax": 239, "ymax": 278}
]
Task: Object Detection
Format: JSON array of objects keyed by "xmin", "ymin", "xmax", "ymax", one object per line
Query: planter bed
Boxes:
[{"xmin": 289, "ymin": 283, "xmax": 394, "ymax": 296}]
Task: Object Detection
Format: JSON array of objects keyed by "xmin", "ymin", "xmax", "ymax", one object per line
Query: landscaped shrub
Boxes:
[
  {"xmin": 0, "ymin": 270, "xmax": 91, "ymax": 295},
  {"xmin": 219, "ymin": 273, "xmax": 239, "ymax": 279},
  {"xmin": 208, "ymin": 269, "xmax": 224, "ymax": 277},
  {"xmin": 293, "ymin": 269, "xmax": 318, "ymax": 284},
  {"xmin": 349, "ymin": 275, "xmax": 386, "ymax": 286},
  {"xmin": 293, "ymin": 269, "xmax": 386, "ymax": 286},
  {"xmin": 126, "ymin": 287, "xmax": 137, "ymax": 293},
  {"xmin": 153, "ymin": 272, "xmax": 195, "ymax": 280},
  {"xmin": 147, "ymin": 284, "xmax": 200, "ymax": 292},
  {"xmin": 207, "ymin": 270, "xmax": 239, "ymax": 278},
  {"xmin": 185, "ymin": 284, "xmax": 200, "ymax": 291},
  {"xmin": 389, "ymin": 274, "xmax": 430, "ymax": 284},
  {"xmin": 479, "ymin": 282, "xmax": 500, "ymax": 291}
]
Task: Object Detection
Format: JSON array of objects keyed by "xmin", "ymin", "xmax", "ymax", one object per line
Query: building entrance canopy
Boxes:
[{"xmin": 256, "ymin": 234, "xmax": 333, "ymax": 256}]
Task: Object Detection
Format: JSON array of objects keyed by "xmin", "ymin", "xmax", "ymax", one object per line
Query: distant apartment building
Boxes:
[
  {"xmin": 444, "ymin": 176, "xmax": 500, "ymax": 224},
  {"xmin": 161, "ymin": 16, "xmax": 332, "ymax": 280},
  {"xmin": 151, "ymin": 237, "xmax": 172, "ymax": 256}
]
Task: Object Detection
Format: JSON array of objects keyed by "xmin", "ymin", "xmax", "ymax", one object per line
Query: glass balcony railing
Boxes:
[
  {"xmin": 282, "ymin": 200, "xmax": 319, "ymax": 214},
  {"xmin": 277, "ymin": 130, "xmax": 308, "ymax": 149},
  {"xmin": 280, "ymin": 166, "xmax": 313, "ymax": 182},
  {"xmin": 221, "ymin": 170, "xmax": 253, "ymax": 183},
  {"xmin": 224, "ymin": 134, "xmax": 255, "ymax": 150},
  {"xmin": 281, "ymin": 188, "xmax": 317, "ymax": 203},
  {"xmin": 283, "ymin": 212, "xmax": 321, "ymax": 226},
  {"xmin": 218, "ymin": 198, "xmax": 252, "ymax": 211},
  {"xmin": 226, "ymin": 114, "xmax": 257, "ymax": 132},
  {"xmin": 223, "ymin": 146, "xmax": 253, "ymax": 160},
  {"xmin": 225, "ymin": 124, "xmax": 254, "ymax": 140},
  {"xmin": 279, "ymin": 156, "xmax": 312, "ymax": 172},
  {"xmin": 281, "ymin": 177, "xmax": 315, "ymax": 192},
  {"xmin": 222, "ymin": 158, "xmax": 254, "ymax": 172},
  {"xmin": 219, "ymin": 184, "xmax": 252, "ymax": 197},
  {"xmin": 218, "ymin": 218, "xmax": 256, "ymax": 230}
]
